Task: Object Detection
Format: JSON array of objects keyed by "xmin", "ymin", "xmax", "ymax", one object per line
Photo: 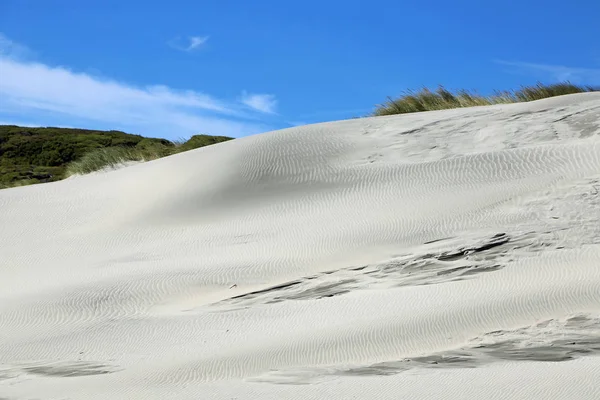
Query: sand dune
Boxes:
[{"xmin": 1, "ymin": 93, "xmax": 600, "ymax": 399}]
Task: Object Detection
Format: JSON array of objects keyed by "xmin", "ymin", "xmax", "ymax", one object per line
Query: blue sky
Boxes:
[{"xmin": 1, "ymin": 0, "xmax": 600, "ymax": 139}]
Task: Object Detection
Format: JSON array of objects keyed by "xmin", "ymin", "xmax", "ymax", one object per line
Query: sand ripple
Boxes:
[{"xmin": 1, "ymin": 93, "xmax": 600, "ymax": 399}]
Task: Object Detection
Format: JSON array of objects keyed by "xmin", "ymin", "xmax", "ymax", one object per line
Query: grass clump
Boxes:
[
  {"xmin": 373, "ymin": 82, "xmax": 599, "ymax": 116},
  {"xmin": 65, "ymin": 134, "xmax": 233, "ymax": 176},
  {"xmin": 66, "ymin": 147, "xmax": 151, "ymax": 175}
]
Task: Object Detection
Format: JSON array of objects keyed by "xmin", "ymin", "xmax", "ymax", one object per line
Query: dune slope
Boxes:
[{"xmin": 1, "ymin": 93, "xmax": 600, "ymax": 399}]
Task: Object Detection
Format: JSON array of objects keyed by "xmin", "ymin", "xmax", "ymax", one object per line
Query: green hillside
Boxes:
[{"xmin": 0, "ymin": 125, "xmax": 232, "ymax": 189}]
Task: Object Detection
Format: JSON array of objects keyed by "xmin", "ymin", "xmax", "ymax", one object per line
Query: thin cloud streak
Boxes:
[
  {"xmin": 188, "ymin": 36, "xmax": 209, "ymax": 50},
  {"xmin": 496, "ymin": 60, "xmax": 600, "ymax": 84},
  {"xmin": 168, "ymin": 35, "xmax": 209, "ymax": 52}
]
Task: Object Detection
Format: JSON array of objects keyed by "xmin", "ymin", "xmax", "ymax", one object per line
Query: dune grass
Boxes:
[
  {"xmin": 65, "ymin": 134, "xmax": 232, "ymax": 176},
  {"xmin": 65, "ymin": 147, "xmax": 159, "ymax": 175},
  {"xmin": 373, "ymin": 82, "xmax": 599, "ymax": 116}
]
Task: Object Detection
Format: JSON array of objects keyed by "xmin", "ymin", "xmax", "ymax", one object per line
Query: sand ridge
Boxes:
[{"xmin": 1, "ymin": 93, "xmax": 600, "ymax": 399}]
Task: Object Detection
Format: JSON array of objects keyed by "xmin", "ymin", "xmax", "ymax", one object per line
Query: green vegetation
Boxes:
[
  {"xmin": 373, "ymin": 82, "xmax": 599, "ymax": 116},
  {"xmin": 0, "ymin": 125, "xmax": 232, "ymax": 189},
  {"xmin": 65, "ymin": 134, "xmax": 233, "ymax": 176}
]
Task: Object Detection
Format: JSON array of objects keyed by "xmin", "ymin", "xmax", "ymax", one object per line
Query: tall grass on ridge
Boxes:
[
  {"xmin": 373, "ymin": 82, "xmax": 599, "ymax": 116},
  {"xmin": 65, "ymin": 146, "xmax": 168, "ymax": 176},
  {"xmin": 65, "ymin": 134, "xmax": 232, "ymax": 176}
]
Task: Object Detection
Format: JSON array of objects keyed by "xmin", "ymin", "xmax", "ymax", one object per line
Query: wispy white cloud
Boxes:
[
  {"xmin": 188, "ymin": 36, "xmax": 209, "ymax": 50},
  {"xmin": 0, "ymin": 34, "xmax": 274, "ymax": 138},
  {"xmin": 239, "ymin": 91, "xmax": 278, "ymax": 114},
  {"xmin": 496, "ymin": 60, "xmax": 600, "ymax": 84},
  {"xmin": 168, "ymin": 35, "xmax": 209, "ymax": 52}
]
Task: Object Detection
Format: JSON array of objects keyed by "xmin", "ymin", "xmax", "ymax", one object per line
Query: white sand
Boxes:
[{"xmin": 1, "ymin": 93, "xmax": 600, "ymax": 399}]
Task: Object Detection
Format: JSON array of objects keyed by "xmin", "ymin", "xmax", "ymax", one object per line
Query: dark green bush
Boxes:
[{"xmin": 0, "ymin": 125, "xmax": 233, "ymax": 188}]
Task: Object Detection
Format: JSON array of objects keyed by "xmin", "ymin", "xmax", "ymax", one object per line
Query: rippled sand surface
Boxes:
[{"xmin": 2, "ymin": 93, "xmax": 600, "ymax": 399}]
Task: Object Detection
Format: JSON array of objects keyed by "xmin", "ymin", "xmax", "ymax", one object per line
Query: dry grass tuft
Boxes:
[{"xmin": 373, "ymin": 82, "xmax": 598, "ymax": 116}]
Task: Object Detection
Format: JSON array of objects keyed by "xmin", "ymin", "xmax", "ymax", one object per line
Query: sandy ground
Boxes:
[{"xmin": 1, "ymin": 93, "xmax": 600, "ymax": 399}]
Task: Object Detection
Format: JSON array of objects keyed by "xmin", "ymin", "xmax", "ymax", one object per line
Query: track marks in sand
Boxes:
[
  {"xmin": 209, "ymin": 173, "xmax": 600, "ymax": 311},
  {"xmin": 345, "ymin": 314, "xmax": 600, "ymax": 372},
  {"xmin": 249, "ymin": 314, "xmax": 600, "ymax": 384},
  {"xmin": 208, "ymin": 231, "xmax": 553, "ymax": 310},
  {"xmin": 359, "ymin": 97, "xmax": 600, "ymax": 166},
  {"xmin": 0, "ymin": 360, "xmax": 120, "ymax": 381}
]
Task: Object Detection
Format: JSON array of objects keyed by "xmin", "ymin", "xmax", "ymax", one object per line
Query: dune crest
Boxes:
[{"xmin": 1, "ymin": 93, "xmax": 600, "ymax": 399}]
